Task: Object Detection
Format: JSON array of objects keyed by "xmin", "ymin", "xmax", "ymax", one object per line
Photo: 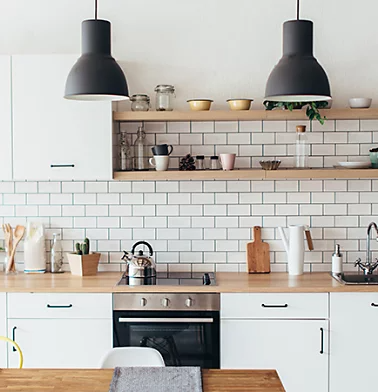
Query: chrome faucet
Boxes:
[{"xmin": 355, "ymin": 222, "xmax": 378, "ymax": 275}]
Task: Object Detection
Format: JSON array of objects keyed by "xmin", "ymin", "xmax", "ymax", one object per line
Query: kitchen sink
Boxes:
[{"xmin": 332, "ymin": 272, "xmax": 378, "ymax": 285}]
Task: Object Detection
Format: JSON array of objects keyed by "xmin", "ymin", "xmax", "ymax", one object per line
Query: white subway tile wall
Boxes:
[{"xmin": 3, "ymin": 119, "xmax": 378, "ymax": 273}]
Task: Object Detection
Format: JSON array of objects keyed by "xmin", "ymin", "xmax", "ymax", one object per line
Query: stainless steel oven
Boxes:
[{"xmin": 113, "ymin": 293, "xmax": 220, "ymax": 368}]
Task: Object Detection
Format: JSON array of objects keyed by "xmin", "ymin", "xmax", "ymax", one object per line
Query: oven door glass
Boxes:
[{"xmin": 113, "ymin": 311, "xmax": 220, "ymax": 368}]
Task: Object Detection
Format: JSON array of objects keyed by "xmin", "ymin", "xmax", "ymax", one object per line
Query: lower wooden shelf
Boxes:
[{"xmin": 113, "ymin": 168, "xmax": 378, "ymax": 181}]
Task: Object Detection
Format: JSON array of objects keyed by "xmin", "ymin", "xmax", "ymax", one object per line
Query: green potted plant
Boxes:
[{"xmin": 263, "ymin": 101, "xmax": 329, "ymax": 125}]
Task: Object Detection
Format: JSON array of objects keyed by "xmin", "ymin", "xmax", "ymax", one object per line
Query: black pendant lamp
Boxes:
[
  {"xmin": 64, "ymin": 0, "xmax": 129, "ymax": 101},
  {"xmin": 265, "ymin": 0, "xmax": 331, "ymax": 102}
]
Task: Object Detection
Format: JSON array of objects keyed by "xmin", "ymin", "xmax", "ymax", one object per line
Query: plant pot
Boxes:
[
  {"xmin": 370, "ymin": 152, "xmax": 378, "ymax": 168},
  {"xmin": 67, "ymin": 252, "xmax": 101, "ymax": 276}
]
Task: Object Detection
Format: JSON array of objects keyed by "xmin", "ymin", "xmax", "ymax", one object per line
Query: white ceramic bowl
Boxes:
[
  {"xmin": 349, "ymin": 98, "xmax": 372, "ymax": 109},
  {"xmin": 227, "ymin": 99, "xmax": 253, "ymax": 111},
  {"xmin": 187, "ymin": 99, "xmax": 213, "ymax": 111}
]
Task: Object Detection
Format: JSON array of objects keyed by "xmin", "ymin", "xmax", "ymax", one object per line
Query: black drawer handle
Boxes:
[
  {"xmin": 50, "ymin": 164, "xmax": 75, "ymax": 168},
  {"xmin": 47, "ymin": 304, "xmax": 73, "ymax": 308},
  {"xmin": 371, "ymin": 303, "xmax": 378, "ymax": 307},
  {"xmin": 320, "ymin": 327, "xmax": 324, "ymax": 354},
  {"xmin": 12, "ymin": 326, "xmax": 17, "ymax": 352},
  {"xmin": 261, "ymin": 304, "xmax": 288, "ymax": 308}
]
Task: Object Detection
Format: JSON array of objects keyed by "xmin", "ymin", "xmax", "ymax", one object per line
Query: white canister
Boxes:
[{"xmin": 24, "ymin": 222, "xmax": 46, "ymax": 273}]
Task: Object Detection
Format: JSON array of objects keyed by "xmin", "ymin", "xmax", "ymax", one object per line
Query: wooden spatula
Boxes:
[
  {"xmin": 246, "ymin": 226, "xmax": 270, "ymax": 274},
  {"xmin": 7, "ymin": 225, "xmax": 25, "ymax": 273}
]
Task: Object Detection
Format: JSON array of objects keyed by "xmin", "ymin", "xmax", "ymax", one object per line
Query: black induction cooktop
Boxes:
[{"xmin": 117, "ymin": 272, "xmax": 216, "ymax": 286}]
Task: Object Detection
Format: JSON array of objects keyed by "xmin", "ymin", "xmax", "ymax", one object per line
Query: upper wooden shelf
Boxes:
[
  {"xmin": 113, "ymin": 108, "xmax": 378, "ymax": 122},
  {"xmin": 114, "ymin": 168, "xmax": 378, "ymax": 181}
]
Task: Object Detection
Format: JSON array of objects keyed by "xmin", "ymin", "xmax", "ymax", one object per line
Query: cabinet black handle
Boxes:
[
  {"xmin": 261, "ymin": 304, "xmax": 288, "ymax": 308},
  {"xmin": 12, "ymin": 326, "xmax": 17, "ymax": 352},
  {"xmin": 47, "ymin": 304, "xmax": 73, "ymax": 308},
  {"xmin": 320, "ymin": 327, "xmax": 324, "ymax": 354},
  {"xmin": 371, "ymin": 303, "xmax": 378, "ymax": 307},
  {"xmin": 50, "ymin": 164, "xmax": 75, "ymax": 168}
]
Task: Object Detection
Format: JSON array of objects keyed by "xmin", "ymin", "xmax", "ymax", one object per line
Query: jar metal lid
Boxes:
[
  {"xmin": 296, "ymin": 125, "xmax": 306, "ymax": 133},
  {"xmin": 155, "ymin": 84, "xmax": 175, "ymax": 93},
  {"xmin": 130, "ymin": 94, "xmax": 150, "ymax": 102},
  {"xmin": 210, "ymin": 155, "xmax": 219, "ymax": 159},
  {"xmin": 196, "ymin": 155, "xmax": 205, "ymax": 159}
]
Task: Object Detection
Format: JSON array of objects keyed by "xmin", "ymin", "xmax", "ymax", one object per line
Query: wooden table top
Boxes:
[{"xmin": 0, "ymin": 369, "xmax": 285, "ymax": 392}]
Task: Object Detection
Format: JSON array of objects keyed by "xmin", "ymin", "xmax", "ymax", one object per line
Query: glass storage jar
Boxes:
[
  {"xmin": 196, "ymin": 155, "xmax": 205, "ymax": 170},
  {"xmin": 133, "ymin": 126, "xmax": 149, "ymax": 171},
  {"xmin": 209, "ymin": 156, "xmax": 220, "ymax": 170},
  {"xmin": 120, "ymin": 131, "xmax": 133, "ymax": 171},
  {"xmin": 155, "ymin": 85, "xmax": 175, "ymax": 111},
  {"xmin": 130, "ymin": 94, "xmax": 150, "ymax": 112}
]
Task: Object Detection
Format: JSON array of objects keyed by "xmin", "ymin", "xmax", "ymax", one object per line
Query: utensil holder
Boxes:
[{"xmin": 67, "ymin": 252, "xmax": 101, "ymax": 276}]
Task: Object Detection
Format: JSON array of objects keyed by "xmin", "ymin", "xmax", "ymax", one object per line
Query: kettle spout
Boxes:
[{"xmin": 278, "ymin": 227, "xmax": 290, "ymax": 255}]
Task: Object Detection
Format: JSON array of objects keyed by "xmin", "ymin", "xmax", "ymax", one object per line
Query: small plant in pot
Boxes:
[
  {"xmin": 67, "ymin": 238, "xmax": 101, "ymax": 276},
  {"xmin": 263, "ymin": 101, "xmax": 329, "ymax": 125}
]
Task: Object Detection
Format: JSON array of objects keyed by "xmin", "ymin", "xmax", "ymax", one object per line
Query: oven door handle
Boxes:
[{"xmin": 118, "ymin": 317, "xmax": 214, "ymax": 323}]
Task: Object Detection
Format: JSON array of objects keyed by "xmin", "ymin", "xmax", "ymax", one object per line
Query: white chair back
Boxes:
[{"xmin": 100, "ymin": 347, "xmax": 165, "ymax": 368}]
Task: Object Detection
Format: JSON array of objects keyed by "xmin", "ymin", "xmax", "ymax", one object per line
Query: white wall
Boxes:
[{"xmin": 0, "ymin": 0, "xmax": 376, "ymax": 109}]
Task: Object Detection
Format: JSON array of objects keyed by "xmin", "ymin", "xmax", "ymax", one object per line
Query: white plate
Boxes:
[{"xmin": 338, "ymin": 162, "xmax": 371, "ymax": 169}]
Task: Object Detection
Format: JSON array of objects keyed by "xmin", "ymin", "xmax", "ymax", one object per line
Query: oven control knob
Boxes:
[
  {"xmin": 185, "ymin": 298, "xmax": 193, "ymax": 307},
  {"xmin": 140, "ymin": 298, "xmax": 147, "ymax": 307},
  {"xmin": 162, "ymin": 298, "xmax": 170, "ymax": 307}
]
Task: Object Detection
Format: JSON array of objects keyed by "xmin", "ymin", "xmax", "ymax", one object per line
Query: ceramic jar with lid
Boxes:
[
  {"xmin": 130, "ymin": 94, "xmax": 150, "ymax": 111},
  {"xmin": 155, "ymin": 85, "xmax": 175, "ymax": 111}
]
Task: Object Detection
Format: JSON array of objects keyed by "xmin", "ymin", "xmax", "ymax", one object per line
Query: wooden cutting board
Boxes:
[{"xmin": 246, "ymin": 226, "xmax": 270, "ymax": 274}]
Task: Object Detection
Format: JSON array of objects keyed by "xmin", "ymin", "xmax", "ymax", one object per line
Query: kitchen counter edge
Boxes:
[{"xmin": 0, "ymin": 272, "xmax": 377, "ymax": 293}]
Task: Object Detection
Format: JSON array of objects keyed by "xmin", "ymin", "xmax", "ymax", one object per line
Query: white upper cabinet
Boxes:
[
  {"xmin": 12, "ymin": 54, "xmax": 113, "ymax": 180},
  {"xmin": 0, "ymin": 56, "xmax": 12, "ymax": 180}
]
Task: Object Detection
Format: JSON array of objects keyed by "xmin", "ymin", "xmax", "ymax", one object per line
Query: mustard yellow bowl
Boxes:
[
  {"xmin": 187, "ymin": 99, "xmax": 213, "ymax": 111},
  {"xmin": 227, "ymin": 99, "xmax": 253, "ymax": 111}
]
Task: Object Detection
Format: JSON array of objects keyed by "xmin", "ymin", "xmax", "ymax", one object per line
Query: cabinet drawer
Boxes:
[
  {"xmin": 8, "ymin": 293, "xmax": 112, "ymax": 319},
  {"xmin": 221, "ymin": 293, "xmax": 328, "ymax": 319}
]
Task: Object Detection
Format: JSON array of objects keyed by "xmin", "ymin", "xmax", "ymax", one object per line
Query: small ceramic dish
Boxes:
[
  {"xmin": 187, "ymin": 99, "xmax": 213, "ymax": 111},
  {"xmin": 259, "ymin": 160, "xmax": 281, "ymax": 170},
  {"xmin": 338, "ymin": 161, "xmax": 371, "ymax": 169},
  {"xmin": 227, "ymin": 99, "xmax": 253, "ymax": 111},
  {"xmin": 349, "ymin": 98, "xmax": 372, "ymax": 109}
]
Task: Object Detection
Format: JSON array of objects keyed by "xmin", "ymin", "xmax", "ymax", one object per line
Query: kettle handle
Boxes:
[{"xmin": 131, "ymin": 241, "xmax": 154, "ymax": 256}]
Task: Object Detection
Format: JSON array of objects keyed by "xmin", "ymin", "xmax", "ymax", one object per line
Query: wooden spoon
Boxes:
[
  {"xmin": 7, "ymin": 225, "xmax": 25, "ymax": 273},
  {"xmin": 2, "ymin": 224, "xmax": 13, "ymax": 272}
]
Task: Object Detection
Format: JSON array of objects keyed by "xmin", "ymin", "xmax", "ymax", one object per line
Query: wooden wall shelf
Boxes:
[
  {"xmin": 113, "ymin": 168, "xmax": 378, "ymax": 181},
  {"xmin": 113, "ymin": 108, "xmax": 378, "ymax": 122}
]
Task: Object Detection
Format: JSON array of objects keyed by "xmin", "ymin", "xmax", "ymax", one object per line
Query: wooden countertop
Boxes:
[
  {"xmin": 0, "ymin": 271, "xmax": 378, "ymax": 293},
  {"xmin": 0, "ymin": 369, "xmax": 285, "ymax": 392}
]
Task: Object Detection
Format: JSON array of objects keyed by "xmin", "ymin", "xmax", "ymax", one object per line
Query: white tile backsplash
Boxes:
[{"xmin": 4, "ymin": 118, "xmax": 378, "ymax": 272}]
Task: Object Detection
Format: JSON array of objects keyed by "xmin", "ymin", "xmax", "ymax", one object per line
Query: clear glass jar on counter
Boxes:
[
  {"xmin": 209, "ymin": 155, "xmax": 220, "ymax": 170},
  {"xmin": 155, "ymin": 85, "xmax": 175, "ymax": 111},
  {"xmin": 196, "ymin": 155, "xmax": 205, "ymax": 170},
  {"xmin": 130, "ymin": 94, "xmax": 150, "ymax": 112}
]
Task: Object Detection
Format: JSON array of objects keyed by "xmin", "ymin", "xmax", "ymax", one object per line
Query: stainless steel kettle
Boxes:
[{"xmin": 121, "ymin": 241, "xmax": 156, "ymax": 285}]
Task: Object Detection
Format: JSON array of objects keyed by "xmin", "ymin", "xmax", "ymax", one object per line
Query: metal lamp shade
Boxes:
[
  {"xmin": 65, "ymin": 19, "xmax": 129, "ymax": 101},
  {"xmin": 265, "ymin": 20, "xmax": 331, "ymax": 102}
]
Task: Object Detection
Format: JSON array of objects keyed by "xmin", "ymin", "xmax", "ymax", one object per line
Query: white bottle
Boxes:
[
  {"xmin": 332, "ymin": 244, "xmax": 343, "ymax": 274},
  {"xmin": 295, "ymin": 125, "xmax": 309, "ymax": 168}
]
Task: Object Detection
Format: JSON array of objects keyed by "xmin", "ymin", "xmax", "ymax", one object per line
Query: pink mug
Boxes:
[{"xmin": 220, "ymin": 154, "xmax": 236, "ymax": 171}]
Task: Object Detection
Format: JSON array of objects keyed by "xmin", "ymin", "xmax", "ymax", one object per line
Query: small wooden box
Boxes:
[{"xmin": 67, "ymin": 253, "xmax": 101, "ymax": 276}]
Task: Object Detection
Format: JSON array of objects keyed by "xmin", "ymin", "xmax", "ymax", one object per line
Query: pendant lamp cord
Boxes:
[
  {"xmin": 296, "ymin": 0, "xmax": 300, "ymax": 20},
  {"xmin": 95, "ymin": 0, "xmax": 98, "ymax": 19}
]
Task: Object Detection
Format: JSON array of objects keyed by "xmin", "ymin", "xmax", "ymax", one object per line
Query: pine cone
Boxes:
[{"xmin": 179, "ymin": 154, "xmax": 196, "ymax": 171}]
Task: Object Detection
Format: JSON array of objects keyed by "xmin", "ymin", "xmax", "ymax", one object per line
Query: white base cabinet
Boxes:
[
  {"xmin": 7, "ymin": 318, "xmax": 111, "ymax": 368},
  {"xmin": 0, "ymin": 293, "xmax": 6, "ymax": 368},
  {"xmin": 221, "ymin": 319, "xmax": 329, "ymax": 392},
  {"xmin": 330, "ymin": 293, "xmax": 378, "ymax": 392},
  {"xmin": 7, "ymin": 293, "xmax": 112, "ymax": 369},
  {"xmin": 221, "ymin": 293, "xmax": 329, "ymax": 392}
]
